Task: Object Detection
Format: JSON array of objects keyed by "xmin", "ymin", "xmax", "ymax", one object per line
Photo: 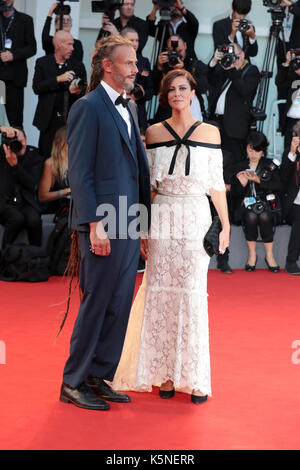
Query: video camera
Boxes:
[
  {"xmin": 263, "ymin": 0, "xmax": 282, "ymax": 7},
  {"xmin": 54, "ymin": 0, "xmax": 79, "ymax": 17},
  {"xmin": 153, "ymin": 0, "xmax": 176, "ymax": 22},
  {"xmin": 217, "ymin": 44, "xmax": 238, "ymax": 68},
  {"xmin": 1, "ymin": 130, "xmax": 23, "ymax": 154},
  {"xmin": 289, "ymin": 48, "xmax": 300, "ymax": 72},
  {"xmin": 0, "ymin": 1, "xmax": 13, "ymax": 13},
  {"xmin": 92, "ymin": 0, "xmax": 123, "ymax": 20},
  {"xmin": 167, "ymin": 39, "xmax": 181, "ymax": 67}
]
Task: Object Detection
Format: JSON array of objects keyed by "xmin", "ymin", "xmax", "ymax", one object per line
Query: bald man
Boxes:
[{"xmin": 33, "ymin": 30, "xmax": 87, "ymax": 159}]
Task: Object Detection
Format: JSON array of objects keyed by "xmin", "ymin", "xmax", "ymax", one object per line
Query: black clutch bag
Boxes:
[{"xmin": 203, "ymin": 216, "xmax": 222, "ymax": 257}]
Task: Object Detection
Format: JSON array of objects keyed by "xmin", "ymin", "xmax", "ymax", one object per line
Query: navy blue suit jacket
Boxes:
[{"xmin": 67, "ymin": 84, "xmax": 151, "ymax": 235}]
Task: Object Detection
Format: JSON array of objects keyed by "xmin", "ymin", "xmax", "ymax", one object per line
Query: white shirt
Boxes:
[
  {"xmin": 215, "ymin": 80, "xmax": 231, "ymax": 115},
  {"xmin": 101, "ymin": 80, "xmax": 131, "ymax": 138},
  {"xmin": 170, "ymin": 19, "xmax": 184, "ymax": 34},
  {"xmin": 287, "ymin": 87, "xmax": 300, "ymax": 119},
  {"xmin": 283, "ymin": 6, "xmax": 294, "ymax": 43},
  {"xmin": 288, "ymin": 152, "xmax": 300, "ymax": 205}
]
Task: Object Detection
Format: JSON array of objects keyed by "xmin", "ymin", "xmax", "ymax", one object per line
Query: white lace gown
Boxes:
[{"xmin": 112, "ymin": 141, "xmax": 225, "ymax": 396}]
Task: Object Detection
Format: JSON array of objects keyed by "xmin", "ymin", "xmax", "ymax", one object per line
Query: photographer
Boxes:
[
  {"xmin": 96, "ymin": 0, "xmax": 148, "ymax": 54},
  {"xmin": 208, "ymin": 43, "xmax": 260, "ymax": 171},
  {"xmin": 280, "ymin": 121, "xmax": 300, "ymax": 274},
  {"xmin": 121, "ymin": 27, "xmax": 154, "ymax": 129},
  {"xmin": 276, "ymin": 1, "xmax": 300, "ymax": 132},
  {"xmin": 32, "ymin": 30, "xmax": 87, "ymax": 159},
  {"xmin": 0, "ymin": 0, "xmax": 37, "ymax": 127},
  {"xmin": 41, "ymin": 2, "xmax": 83, "ymax": 61},
  {"xmin": 275, "ymin": 49, "xmax": 300, "ymax": 148},
  {"xmin": 152, "ymin": 34, "xmax": 208, "ymax": 123},
  {"xmin": 213, "ymin": 0, "xmax": 258, "ymax": 61},
  {"xmin": 147, "ymin": 0, "xmax": 199, "ymax": 60},
  {"xmin": 0, "ymin": 126, "xmax": 44, "ymax": 248},
  {"xmin": 231, "ymin": 131, "xmax": 282, "ymax": 272}
]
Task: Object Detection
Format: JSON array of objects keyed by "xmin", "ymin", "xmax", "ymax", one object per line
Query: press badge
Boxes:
[
  {"xmin": 5, "ymin": 39, "xmax": 12, "ymax": 49},
  {"xmin": 244, "ymin": 196, "xmax": 256, "ymax": 208}
]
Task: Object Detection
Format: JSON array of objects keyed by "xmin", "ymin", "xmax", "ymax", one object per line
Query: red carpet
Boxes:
[{"xmin": 0, "ymin": 270, "xmax": 300, "ymax": 450}]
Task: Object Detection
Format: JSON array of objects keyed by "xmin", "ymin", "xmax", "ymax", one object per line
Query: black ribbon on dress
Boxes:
[{"xmin": 162, "ymin": 120, "xmax": 202, "ymax": 176}]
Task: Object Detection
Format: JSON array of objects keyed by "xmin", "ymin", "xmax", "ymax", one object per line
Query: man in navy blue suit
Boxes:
[{"xmin": 60, "ymin": 35, "xmax": 151, "ymax": 410}]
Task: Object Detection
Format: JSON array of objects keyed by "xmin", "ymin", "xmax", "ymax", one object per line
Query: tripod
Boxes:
[{"xmin": 252, "ymin": 8, "xmax": 286, "ymax": 132}]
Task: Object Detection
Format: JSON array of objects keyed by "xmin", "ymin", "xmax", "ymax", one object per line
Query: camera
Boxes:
[
  {"xmin": 70, "ymin": 74, "xmax": 87, "ymax": 92},
  {"xmin": 217, "ymin": 44, "xmax": 238, "ymax": 68},
  {"xmin": 167, "ymin": 39, "xmax": 180, "ymax": 67},
  {"xmin": 92, "ymin": 0, "xmax": 123, "ymax": 13},
  {"xmin": 289, "ymin": 49, "xmax": 300, "ymax": 72},
  {"xmin": 0, "ymin": 1, "xmax": 13, "ymax": 12},
  {"xmin": 263, "ymin": 0, "xmax": 282, "ymax": 7},
  {"xmin": 256, "ymin": 158, "xmax": 281, "ymax": 182},
  {"xmin": 53, "ymin": 0, "xmax": 79, "ymax": 16},
  {"xmin": 1, "ymin": 131, "xmax": 23, "ymax": 154},
  {"xmin": 244, "ymin": 196, "xmax": 266, "ymax": 215},
  {"xmin": 238, "ymin": 19, "xmax": 250, "ymax": 33},
  {"xmin": 153, "ymin": 0, "xmax": 176, "ymax": 21},
  {"xmin": 132, "ymin": 73, "xmax": 147, "ymax": 100}
]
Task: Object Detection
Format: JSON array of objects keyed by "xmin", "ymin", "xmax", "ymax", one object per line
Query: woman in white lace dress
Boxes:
[{"xmin": 113, "ymin": 69, "xmax": 230, "ymax": 403}]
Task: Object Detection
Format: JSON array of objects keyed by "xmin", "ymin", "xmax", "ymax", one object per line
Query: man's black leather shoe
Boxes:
[
  {"xmin": 60, "ymin": 382, "xmax": 110, "ymax": 410},
  {"xmin": 285, "ymin": 262, "xmax": 300, "ymax": 275},
  {"xmin": 85, "ymin": 376, "xmax": 131, "ymax": 403}
]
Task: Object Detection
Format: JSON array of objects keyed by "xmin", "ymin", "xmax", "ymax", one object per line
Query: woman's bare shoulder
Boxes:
[
  {"xmin": 196, "ymin": 122, "xmax": 221, "ymax": 145},
  {"xmin": 145, "ymin": 123, "xmax": 166, "ymax": 145}
]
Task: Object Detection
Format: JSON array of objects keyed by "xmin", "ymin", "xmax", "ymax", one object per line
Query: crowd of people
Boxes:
[{"xmin": 0, "ymin": 0, "xmax": 300, "ymax": 277}]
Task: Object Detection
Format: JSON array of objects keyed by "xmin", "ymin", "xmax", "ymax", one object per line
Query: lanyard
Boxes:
[{"xmin": 2, "ymin": 13, "xmax": 14, "ymax": 44}]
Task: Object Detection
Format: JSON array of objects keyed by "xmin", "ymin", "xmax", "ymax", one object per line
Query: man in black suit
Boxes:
[
  {"xmin": 275, "ymin": 49, "xmax": 300, "ymax": 149},
  {"xmin": 0, "ymin": 0, "xmax": 36, "ymax": 127},
  {"xmin": 280, "ymin": 125, "xmax": 300, "ymax": 274},
  {"xmin": 96, "ymin": 0, "xmax": 148, "ymax": 55},
  {"xmin": 276, "ymin": 1, "xmax": 300, "ymax": 132},
  {"xmin": 147, "ymin": 0, "xmax": 199, "ymax": 60},
  {"xmin": 0, "ymin": 126, "xmax": 44, "ymax": 247},
  {"xmin": 32, "ymin": 30, "xmax": 86, "ymax": 159},
  {"xmin": 212, "ymin": 0, "xmax": 258, "ymax": 60},
  {"xmin": 208, "ymin": 43, "xmax": 260, "ymax": 169}
]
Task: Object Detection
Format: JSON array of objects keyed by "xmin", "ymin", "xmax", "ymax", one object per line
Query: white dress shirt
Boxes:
[
  {"xmin": 101, "ymin": 80, "xmax": 132, "ymax": 138},
  {"xmin": 288, "ymin": 152, "xmax": 300, "ymax": 205}
]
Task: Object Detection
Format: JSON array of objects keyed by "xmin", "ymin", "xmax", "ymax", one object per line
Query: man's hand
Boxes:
[
  {"xmin": 157, "ymin": 51, "xmax": 169, "ymax": 70},
  {"xmin": 48, "ymin": 2, "xmax": 58, "ymax": 16},
  {"xmin": 280, "ymin": 0, "xmax": 292, "ymax": 7},
  {"xmin": 89, "ymin": 221, "xmax": 111, "ymax": 257},
  {"xmin": 290, "ymin": 136, "xmax": 300, "ymax": 155},
  {"xmin": 211, "ymin": 48, "xmax": 223, "ymax": 67},
  {"xmin": 171, "ymin": 55, "xmax": 184, "ymax": 69},
  {"xmin": 102, "ymin": 13, "xmax": 119, "ymax": 34},
  {"xmin": 69, "ymin": 81, "xmax": 82, "ymax": 95},
  {"xmin": 57, "ymin": 70, "xmax": 75, "ymax": 83},
  {"xmin": 0, "ymin": 51, "xmax": 14, "ymax": 63},
  {"xmin": 245, "ymin": 22, "xmax": 256, "ymax": 40},
  {"xmin": 3, "ymin": 144, "xmax": 18, "ymax": 167}
]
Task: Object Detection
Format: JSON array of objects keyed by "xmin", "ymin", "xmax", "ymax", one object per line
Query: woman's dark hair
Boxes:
[
  {"xmin": 246, "ymin": 131, "xmax": 269, "ymax": 157},
  {"xmin": 232, "ymin": 0, "xmax": 251, "ymax": 14},
  {"xmin": 159, "ymin": 69, "xmax": 196, "ymax": 107}
]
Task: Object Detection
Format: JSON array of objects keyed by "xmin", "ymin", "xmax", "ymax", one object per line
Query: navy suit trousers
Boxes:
[{"xmin": 63, "ymin": 231, "xmax": 140, "ymax": 388}]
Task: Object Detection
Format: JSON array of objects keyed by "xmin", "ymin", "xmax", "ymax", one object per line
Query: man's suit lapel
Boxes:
[{"xmin": 97, "ymin": 85, "xmax": 137, "ymax": 166}]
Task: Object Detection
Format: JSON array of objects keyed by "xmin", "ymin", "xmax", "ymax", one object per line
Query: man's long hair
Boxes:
[{"xmin": 58, "ymin": 34, "xmax": 134, "ymax": 337}]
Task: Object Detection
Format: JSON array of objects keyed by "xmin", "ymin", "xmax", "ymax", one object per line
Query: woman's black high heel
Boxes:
[
  {"xmin": 245, "ymin": 256, "xmax": 258, "ymax": 272},
  {"xmin": 265, "ymin": 257, "xmax": 280, "ymax": 273},
  {"xmin": 159, "ymin": 388, "xmax": 175, "ymax": 399}
]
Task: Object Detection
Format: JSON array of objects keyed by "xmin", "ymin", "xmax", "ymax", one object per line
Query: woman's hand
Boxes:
[
  {"xmin": 245, "ymin": 170, "xmax": 260, "ymax": 184},
  {"xmin": 140, "ymin": 238, "xmax": 149, "ymax": 260},
  {"xmin": 236, "ymin": 170, "xmax": 249, "ymax": 187},
  {"xmin": 219, "ymin": 228, "xmax": 230, "ymax": 255}
]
